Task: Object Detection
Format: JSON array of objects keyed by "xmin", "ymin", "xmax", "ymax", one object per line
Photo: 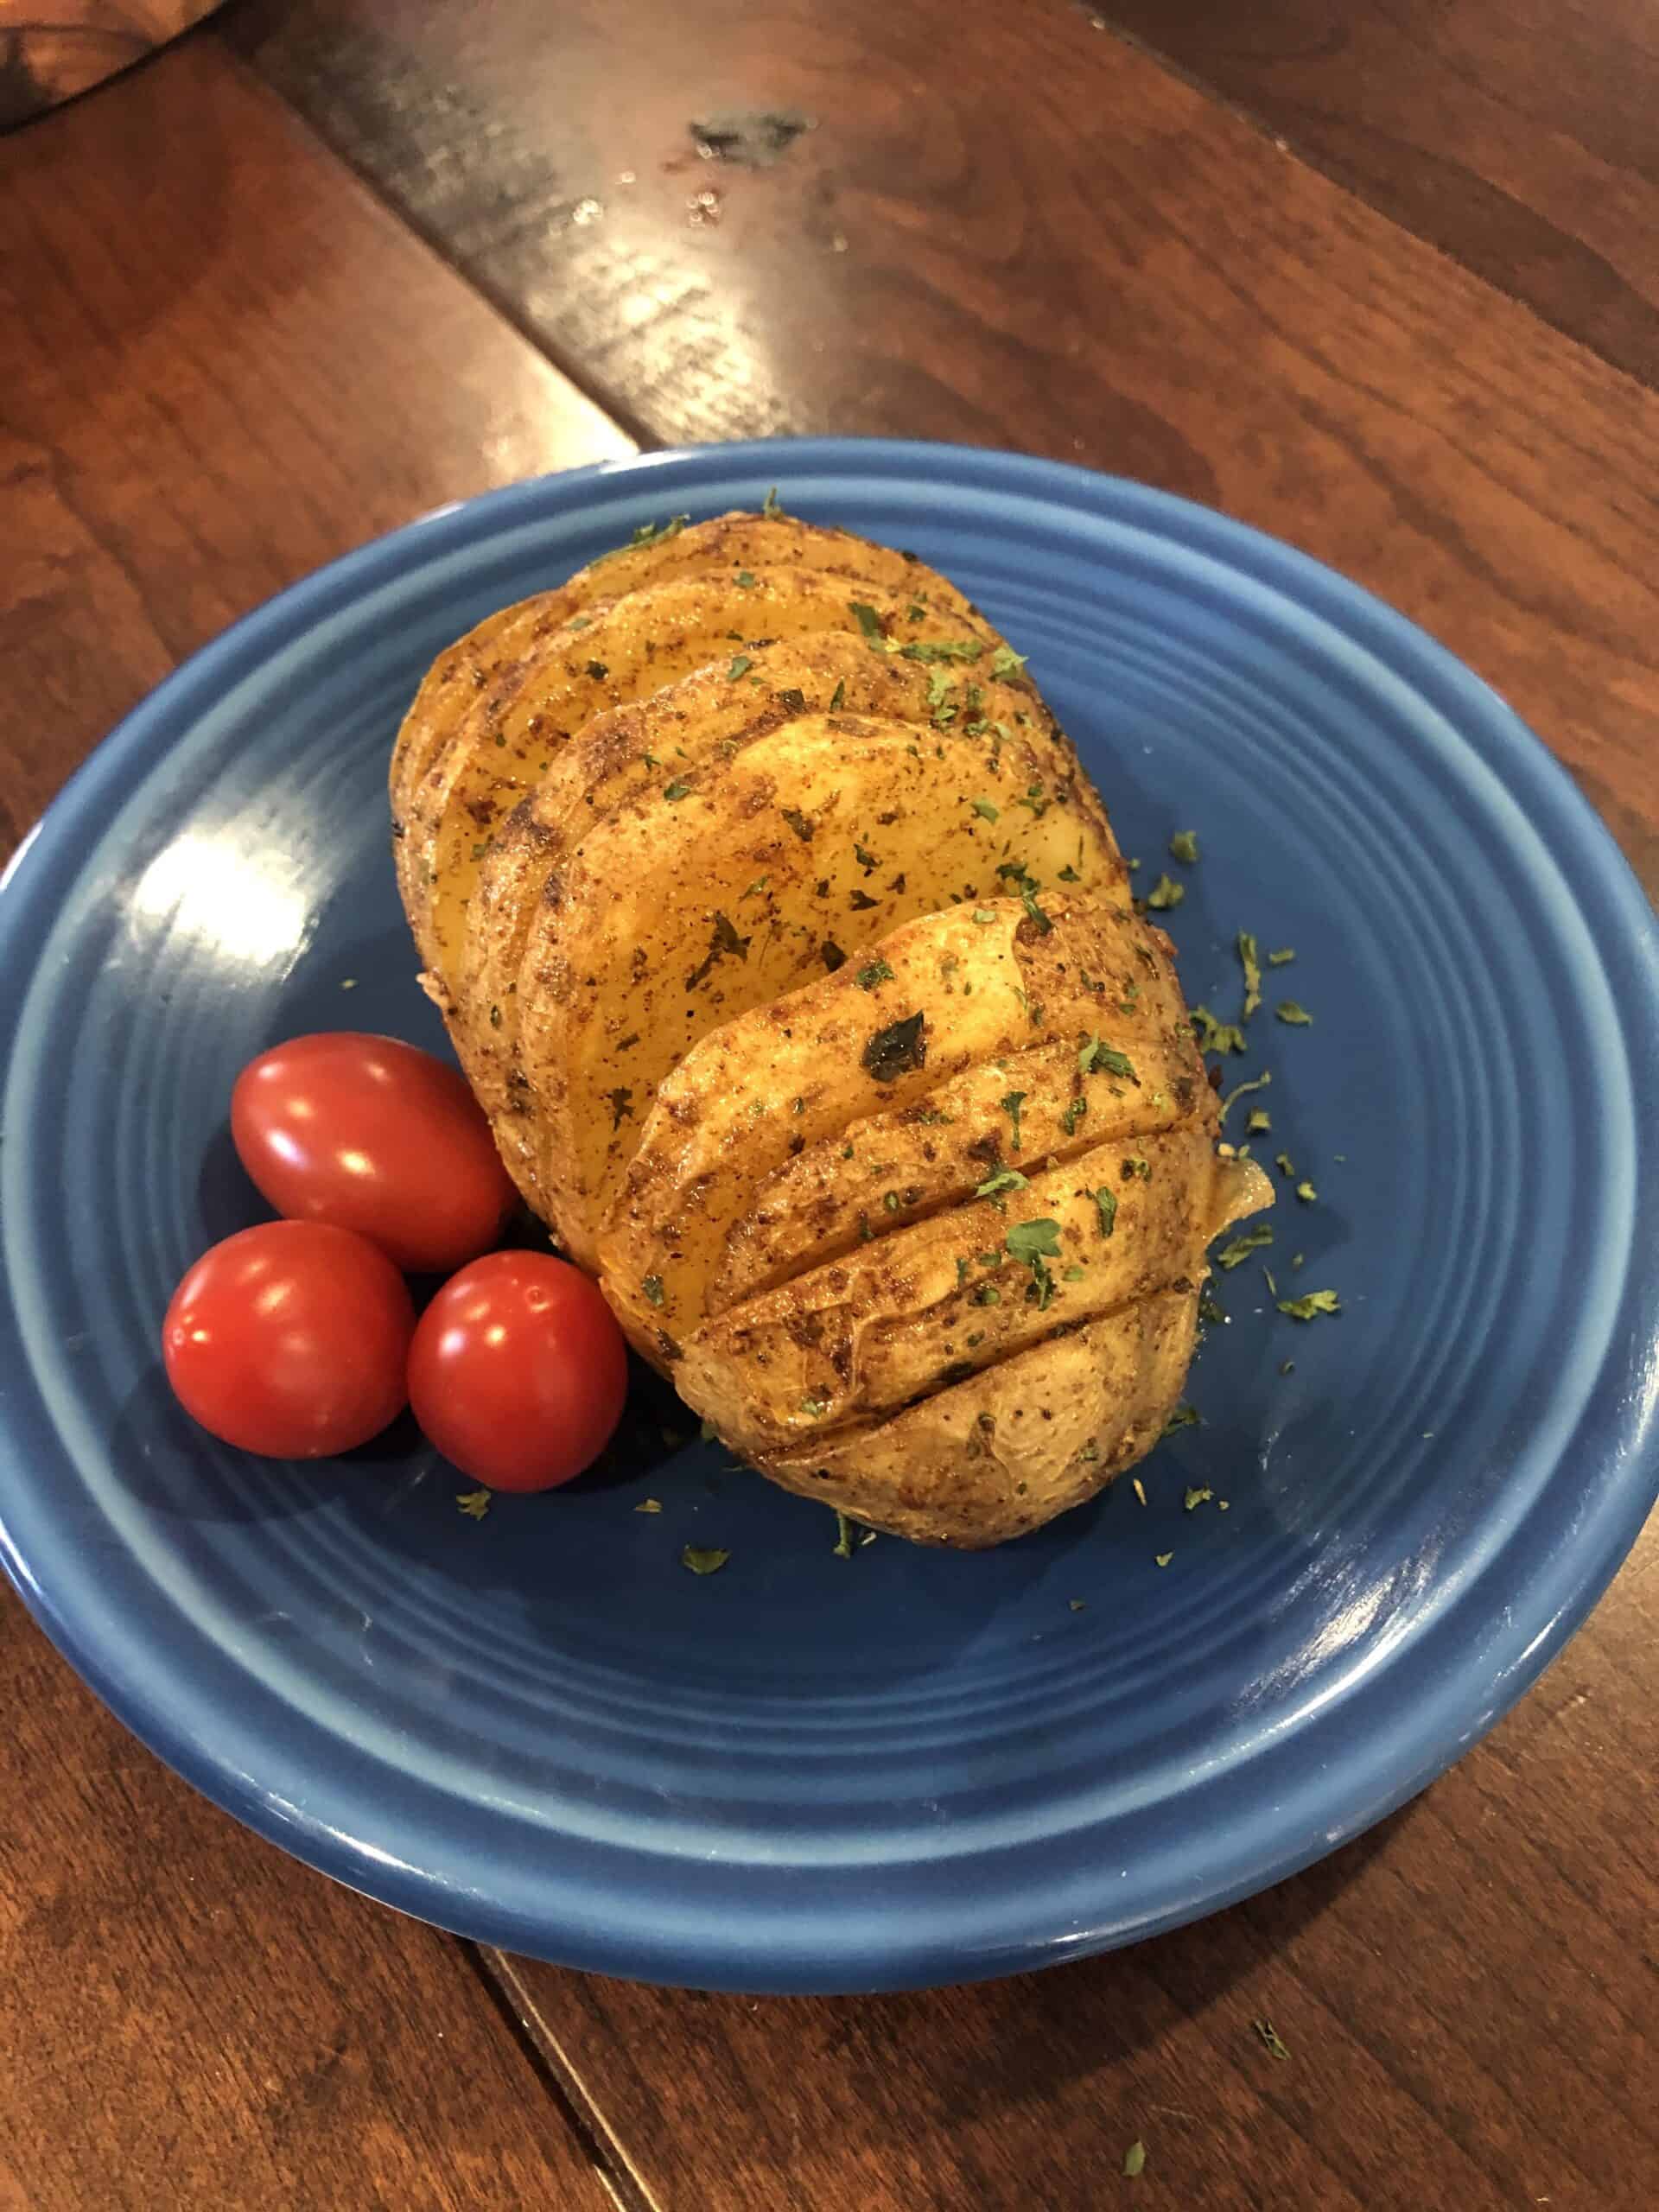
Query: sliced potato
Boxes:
[
  {"xmin": 759, "ymin": 1292, "xmax": 1200, "ymax": 1548},
  {"xmin": 404, "ymin": 567, "xmax": 1001, "ymax": 990},
  {"xmin": 518, "ymin": 728, "xmax": 1125, "ymax": 1268},
  {"xmin": 389, "ymin": 509, "xmax": 971, "ymax": 824},
  {"xmin": 461, "ymin": 640, "xmax": 1103, "ymax": 1198},
  {"xmin": 601, "ymin": 897, "xmax": 1163, "ymax": 1350},
  {"xmin": 678, "ymin": 1133, "xmax": 1263, "ymax": 1454},
  {"xmin": 712, "ymin": 925, "xmax": 1201, "ymax": 1309}
]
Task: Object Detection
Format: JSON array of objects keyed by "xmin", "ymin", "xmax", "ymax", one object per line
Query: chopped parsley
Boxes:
[
  {"xmin": 1145, "ymin": 873, "xmax": 1185, "ymax": 911},
  {"xmin": 861, "ymin": 1009, "xmax": 927, "ymax": 1084},
  {"xmin": 1184, "ymin": 1484, "xmax": 1214, "ymax": 1510},
  {"xmin": 633, "ymin": 1497, "xmax": 663, "ymax": 1514},
  {"xmin": 1191, "ymin": 1004, "xmax": 1247, "ymax": 1055},
  {"xmin": 680, "ymin": 1546, "xmax": 729, "ymax": 1575},
  {"xmin": 1274, "ymin": 1152, "xmax": 1296, "ymax": 1178},
  {"xmin": 974, "ymin": 1282, "xmax": 1001, "ymax": 1306},
  {"xmin": 899, "ymin": 638, "xmax": 982, "ymax": 664},
  {"xmin": 1217, "ymin": 1067, "xmax": 1270, "ymax": 1125},
  {"xmin": 456, "ymin": 1489, "xmax": 492, "ymax": 1521},
  {"xmin": 1078, "ymin": 1035, "xmax": 1136, "ymax": 1082},
  {"xmin": 1237, "ymin": 929, "xmax": 1262, "ymax": 1020},
  {"xmin": 1252, "ymin": 2018, "xmax": 1292, "ymax": 2062},
  {"xmin": 1295, "ymin": 1179, "xmax": 1318, "ymax": 1204},
  {"xmin": 1277, "ymin": 1290, "xmax": 1340, "ymax": 1320},
  {"xmin": 735, "ymin": 569, "xmax": 757, "ymax": 588},
  {"xmin": 1122, "ymin": 2141, "xmax": 1147, "ymax": 2178},
  {"xmin": 662, "ymin": 778, "xmax": 692, "ymax": 802},
  {"xmin": 781, "ymin": 805, "xmax": 816, "ymax": 841},
  {"xmin": 1092, "ymin": 1187, "xmax": 1118, "ymax": 1237},
  {"xmin": 833, "ymin": 1511, "xmax": 856, "ymax": 1560},
  {"xmin": 1169, "ymin": 830, "xmax": 1199, "ymax": 864},
  {"xmin": 1275, "ymin": 1000, "xmax": 1314, "ymax": 1026},
  {"xmin": 1246, "ymin": 1108, "xmax": 1272, "ymax": 1134},
  {"xmin": 1163, "ymin": 1403, "xmax": 1201, "ymax": 1435},
  {"xmin": 989, "ymin": 645, "xmax": 1028, "ymax": 679},
  {"xmin": 599, "ymin": 513, "xmax": 688, "ymax": 560},
  {"xmin": 829, "ymin": 679, "xmax": 846, "ymax": 711},
  {"xmin": 1000, "ymin": 1090, "xmax": 1027, "ymax": 1152},
  {"xmin": 763, "ymin": 485, "xmax": 783, "ymax": 515},
  {"xmin": 1006, "ymin": 1217, "xmax": 1062, "ymax": 1307},
  {"xmin": 1215, "ymin": 1223, "xmax": 1274, "ymax": 1270},
  {"xmin": 970, "ymin": 797, "xmax": 1000, "ymax": 823},
  {"xmin": 728, "ymin": 653, "xmax": 753, "ymax": 680},
  {"xmin": 685, "ymin": 909, "xmax": 750, "ymax": 989},
  {"xmin": 855, "ymin": 958, "xmax": 894, "ymax": 991},
  {"xmin": 976, "ymin": 1168, "xmax": 1029, "ymax": 1205},
  {"xmin": 641, "ymin": 1275, "xmax": 665, "ymax": 1307},
  {"xmin": 1268, "ymin": 947, "xmax": 1296, "ymax": 966},
  {"xmin": 849, "ymin": 601, "xmax": 885, "ymax": 641},
  {"xmin": 1060, "ymin": 1095, "xmax": 1088, "ymax": 1135},
  {"xmin": 799, "ymin": 1398, "xmax": 830, "ymax": 1419}
]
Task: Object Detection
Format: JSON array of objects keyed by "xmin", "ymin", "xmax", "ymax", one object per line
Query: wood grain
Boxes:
[
  {"xmin": 1096, "ymin": 0, "xmax": 1659, "ymax": 391},
  {"xmin": 0, "ymin": 32, "xmax": 631, "ymax": 2209},
  {"xmin": 0, "ymin": 1605, "xmax": 617, "ymax": 2212},
  {"xmin": 227, "ymin": 0, "xmax": 1659, "ymax": 899},
  {"xmin": 493, "ymin": 1518, "xmax": 1659, "ymax": 2212},
  {"xmin": 0, "ymin": 28, "xmax": 631, "ymax": 855}
]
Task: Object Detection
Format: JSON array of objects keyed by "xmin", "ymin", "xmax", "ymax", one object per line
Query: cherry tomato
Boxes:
[
  {"xmin": 162, "ymin": 1222, "xmax": 415, "ymax": 1457},
  {"xmin": 231, "ymin": 1032, "xmax": 515, "ymax": 1274},
  {"xmin": 407, "ymin": 1251, "xmax": 627, "ymax": 1491}
]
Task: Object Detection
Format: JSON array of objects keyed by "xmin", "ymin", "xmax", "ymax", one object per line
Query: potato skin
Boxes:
[{"xmin": 759, "ymin": 1292, "xmax": 1199, "ymax": 1548}]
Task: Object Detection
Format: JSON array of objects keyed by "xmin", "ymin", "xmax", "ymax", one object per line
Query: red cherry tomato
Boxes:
[
  {"xmin": 407, "ymin": 1251, "xmax": 627, "ymax": 1491},
  {"xmin": 162, "ymin": 1222, "xmax": 415, "ymax": 1458},
  {"xmin": 231, "ymin": 1033, "xmax": 515, "ymax": 1274}
]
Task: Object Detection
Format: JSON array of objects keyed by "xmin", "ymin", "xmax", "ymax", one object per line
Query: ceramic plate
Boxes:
[{"xmin": 2, "ymin": 441, "xmax": 1655, "ymax": 1993}]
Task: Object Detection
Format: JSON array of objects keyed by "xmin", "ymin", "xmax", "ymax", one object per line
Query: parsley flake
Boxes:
[
  {"xmin": 1146, "ymin": 873, "xmax": 1185, "ymax": 911},
  {"xmin": 976, "ymin": 1168, "xmax": 1029, "ymax": 1205},
  {"xmin": 1092, "ymin": 1187, "xmax": 1118, "ymax": 1237},
  {"xmin": 1000, "ymin": 1090, "xmax": 1027, "ymax": 1152},
  {"xmin": 971, "ymin": 797, "xmax": 1000, "ymax": 823},
  {"xmin": 662, "ymin": 778, "xmax": 692, "ymax": 802},
  {"xmin": 1169, "ymin": 829, "xmax": 1199, "ymax": 864},
  {"xmin": 1268, "ymin": 947, "xmax": 1296, "ymax": 966},
  {"xmin": 855, "ymin": 958, "xmax": 894, "ymax": 991},
  {"xmin": 641, "ymin": 1275, "xmax": 665, "ymax": 1307},
  {"xmin": 1216, "ymin": 1223, "xmax": 1274, "ymax": 1269},
  {"xmin": 1277, "ymin": 1290, "xmax": 1341, "ymax": 1320},
  {"xmin": 680, "ymin": 1546, "xmax": 729, "ymax": 1575},
  {"xmin": 989, "ymin": 645, "xmax": 1028, "ymax": 679},
  {"xmin": 728, "ymin": 653, "xmax": 753, "ymax": 680},
  {"xmin": 1237, "ymin": 928, "xmax": 1262, "ymax": 1020},
  {"xmin": 456, "ymin": 1489, "xmax": 492, "ymax": 1521},
  {"xmin": 1275, "ymin": 1000, "xmax": 1314, "ymax": 1026},
  {"xmin": 1252, "ymin": 2018, "xmax": 1292, "ymax": 2062}
]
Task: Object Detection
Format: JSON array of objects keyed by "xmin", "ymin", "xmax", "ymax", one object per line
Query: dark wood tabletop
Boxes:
[{"xmin": 2, "ymin": 5, "xmax": 1656, "ymax": 2206}]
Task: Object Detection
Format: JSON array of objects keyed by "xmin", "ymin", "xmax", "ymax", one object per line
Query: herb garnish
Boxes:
[
  {"xmin": 728, "ymin": 653, "xmax": 753, "ymax": 680},
  {"xmin": 642, "ymin": 1275, "xmax": 665, "ymax": 1307},
  {"xmin": 662, "ymin": 778, "xmax": 692, "ymax": 801},
  {"xmin": 1191, "ymin": 1004, "xmax": 1247, "ymax": 1054},
  {"xmin": 1060, "ymin": 1096, "xmax": 1088, "ymax": 1135},
  {"xmin": 1006, "ymin": 1217, "xmax": 1062, "ymax": 1307},
  {"xmin": 456, "ymin": 1489, "xmax": 492, "ymax": 1520},
  {"xmin": 862, "ymin": 1010, "xmax": 927, "ymax": 1084},
  {"xmin": 680, "ymin": 1546, "xmax": 729, "ymax": 1575},
  {"xmin": 971, "ymin": 797, "xmax": 1000, "ymax": 823},
  {"xmin": 1295, "ymin": 1179, "xmax": 1318, "ymax": 1204},
  {"xmin": 599, "ymin": 513, "xmax": 688, "ymax": 560},
  {"xmin": 976, "ymin": 1168, "xmax": 1029, "ymax": 1205},
  {"xmin": 1252, "ymin": 2019, "xmax": 1292, "ymax": 2062},
  {"xmin": 1277, "ymin": 1290, "xmax": 1340, "ymax": 1320},
  {"xmin": 1275, "ymin": 1000, "xmax": 1313, "ymax": 1026},
  {"xmin": 1217, "ymin": 1068, "xmax": 1270, "ymax": 1125},
  {"xmin": 1145, "ymin": 873, "xmax": 1185, "ymax": 911},
  {"xmin": 684, "ymin": 909, "xmax": 750, "ymax": 989},
  {"xmin": 1000, "ymin": 1090, "xmax": 1027, "ymax": 1151},
  {"xmin": 781, "ymin": 806, "xmax": 815, "ymax": 841},
  {"xmin": 849, "ymin": 601, "xmax": 885, "ymax": 641},
  {"xmin": 1237, "ymin": 929, "xmax": 1262, "ymax": 1020},
  {"xmin": 1169, "ymin": 830, "xmax": 1199, "ymax": 864},
  {"xmin": 1163, "ymin": 1403, "xmax": 1201, "ymax": 1435},
  {"xmin": 1216, "ymin": 1223, "xmax": 1274, "ymax": 1269},
  {"xmin": 1246, "ymin": 1108, "xmax": 1272, "ymax": 1134},
  {"xmin": 1268, "ymin": 947, "xmax": 1296, "ymax": 966},
  {"xmin": 1092, "ymin": 1187, "xmax": 1118, "ymax": 1237},
  {"xmin": 1078, "ymin": 1035, "xmax": 1136, "ymax": 1081},
  {"xmin": 989, "ymin": 646, "xmax": 1028, "ymax": 679},
  {"xmin": 899, "ymin": 639, "xmax": 982, "ymax": 664},
  {"xmin": 855, "ymin": 958, "xmax": 894, "ymax": 991}
]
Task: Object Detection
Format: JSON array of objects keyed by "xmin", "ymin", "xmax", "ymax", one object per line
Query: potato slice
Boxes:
[
  {"xmin": 388, "ymin": 509, "xmax": 969, "ymax": 821},
  {"xmin": 461, "ymin": 641, "xmax": 1104, "ymax": 1202},
  {"xmin": 759, "ymin": 1292, "xmax": 1201, "ymax": 1548},
  {"xmin": 518, "ymin": 727, "xmax": 1125, "ymax": 1268},
  {"xmin": 677, "ymin": 1131, "xmax": 1264, "ymax": 1454},
  {"xmin": 601, "ymin": 897, "xmax": 1168, "ymax": 1350},
  {"xmin": 712, "ymin": 938, "xmax": 1201, "ymax": 1310},
  {"xmin": 404, "ymin": 567, "xmax": 1001, "ymax": 990}
]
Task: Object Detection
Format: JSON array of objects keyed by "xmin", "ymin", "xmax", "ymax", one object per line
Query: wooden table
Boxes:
[{"xmin": 3, "ymin": 4, "xmax": 1656, "ymax": 2204}]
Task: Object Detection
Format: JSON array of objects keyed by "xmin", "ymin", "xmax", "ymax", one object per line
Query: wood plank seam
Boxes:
[{"xmin": 207, "ymin": 27, "xmax": 664, "ymax": 454}]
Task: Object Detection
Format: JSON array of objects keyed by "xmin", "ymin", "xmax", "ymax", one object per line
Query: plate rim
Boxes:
[{"xmin": 3, "ymin": 435, "xmax": 1656, "ymax": 1993}]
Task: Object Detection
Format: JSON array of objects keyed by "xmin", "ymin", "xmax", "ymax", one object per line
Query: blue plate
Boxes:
[{"xmin": 3, "ymin": 442, "xmax": 1656, "ymax": 1993}]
